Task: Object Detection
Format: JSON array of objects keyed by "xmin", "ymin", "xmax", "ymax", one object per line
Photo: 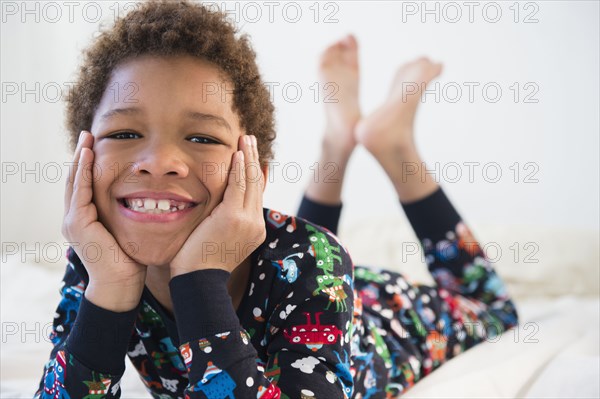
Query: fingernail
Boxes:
[
  {"xmin": 245, "ymin": 135, "xmax": 251, "ymax": 146},
  {"xmin": 78, "ymin": 131, "xmax": 86, "ymax": 143},
  {"xmin": 252, "ymin": 135, "xmax": 257, "ymax": 147}
]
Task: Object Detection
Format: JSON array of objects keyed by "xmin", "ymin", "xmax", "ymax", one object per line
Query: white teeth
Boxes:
[
  {"xmin": 143, "ymin": 199, "xmax": 156, "ymax": 210},
  {"xmin": 157, "ymin": 199, "xmax": 170, "ymax": 210},
  {"xmin": 123, "ymin": 197, "xmax": 194, "ymax": 214}
]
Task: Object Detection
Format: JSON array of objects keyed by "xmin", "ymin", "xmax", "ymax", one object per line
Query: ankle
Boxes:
[
  {"xmin": 363, "ymin": 130, "xmax": 416, "ymax": 160},
  {"xmin": 321, "ymin": 134, "xmax": 355, "ymax": 165}
]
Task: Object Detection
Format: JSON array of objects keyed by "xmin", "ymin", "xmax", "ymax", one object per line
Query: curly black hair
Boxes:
[{"xmin": 65, "ymin": 0, "xmax": 276, "ymax": 166}]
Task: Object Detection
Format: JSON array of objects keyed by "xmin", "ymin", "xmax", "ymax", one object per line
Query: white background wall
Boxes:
[{"xmin": 1, "ymin": 1, "xmax": 599, "ymax": 253}]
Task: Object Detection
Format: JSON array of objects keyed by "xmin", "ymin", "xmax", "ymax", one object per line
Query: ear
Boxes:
[{"xmin": 261, "ymin": 163, "xmax": 269, "ymax": 193}]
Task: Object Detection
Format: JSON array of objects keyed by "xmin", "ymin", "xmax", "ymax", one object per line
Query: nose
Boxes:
[{"xmin": 133, "ymin": 140, "xmax": 189, "ymax": 178}]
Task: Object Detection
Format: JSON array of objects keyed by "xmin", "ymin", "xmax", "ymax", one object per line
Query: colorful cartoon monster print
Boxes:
[
  {"xmin": 51, "ymin": 282, "xmax": 84, "ymax": 342},
  {"xmin": 354, "ymin": 267, "xmax": 388, "ymax": 284},
  {"xmin": 367, "ymin": 321, "xmax": 392, "ymax": 369},
  {"xmin": 180, "ymin": 342, "xmax": 193, "ymax": 371},
  {"xmin": 41, "ymin": 350, "xmax": 71, "ymax": 399},
  {"xmin": 313, "ymin": 274, "xmax": 348, "ymax": 312},
  {"xmin": 150, "ymin": 349, "xmax": 172, "ymax": 370},
  {"xmin": 189, "ymin": 361, "xmax": 236, "ymax": 398},
  {"xmin": 139, "ymin": 301, "xmax": 165, "ymax": 328},
  {"xmin": 198, "ymin": 337, "xmax": 213, "ymax": 353},
  {"xmin": 264, "ymin": 353, "xmax": 281, "ymax": 384},
  {"xmin": 358, "ymin": 282, "xmax": 381, "ymax": 308},
  {"xmin": 267, "ymin": 210, "xmax": 296, "ymax": 232},
  {"xmin": 400, "ymin": 362, "xmax": 416, "ymax": 388},
  {"xmin": 306, "ymin": 224, "xmax": 342, "ymax": 275},
  {"xmin": 362, "ymin": 365, "xmax": 379, "ymax": 399},
  {"xmin": 82, "ymin": 372, "xmax": 112, "ymax": 399},
  {"xmin": 284, "ymin": 312, "xmax": 343, "ymax": 352},
  {"xmin": 405, "ymin": 308, "xmax": 428, "ymax": 338},
  {"xmin": 358, "ymin": 350, "xmax": 388, "ymax": 396},
  {"xmin": 482, "ymin": 272, "xmax": 508, "ymax": 300},
  {"xmin": 246, "ymin": 327, "xmax": 257, "ymax": 339},
  {"xmin": 430, "ymin": 268, "xmax": 461, "ymax": 293},
  {"xmin": 159, "ymin": 337, "xmax": 186, "ymax": 372},
  {"xmin": 137, "ymin": 359, "xmax": 163, "ymax": 391},
  {"xmin": 425, "ymin": 330, "xmax": 447, "ymax": 365},
  {"xmin": 435, "ymin": 238, "xmax": 460, "ymax": 262},
  {"xmin": 385, "ymin": 382, "xmax": 405, "ymax": 398},
  {"xmin": 271, "ymin": 252, "xmax": 304, "ymax": 283},
  {"xmin": 256, "ymin": 383, "xmax": 282, "ymax": 399},
  {"xmin": 456, "ymin": 221, "xmax": 482, "ymax": 257},
  {"xmin": 413, "ymin": 295, "xmax": 436, "ymax": 333},
  {"xmin": 332, "ymin": 349, "xmax": 354, "ymax": 398}
]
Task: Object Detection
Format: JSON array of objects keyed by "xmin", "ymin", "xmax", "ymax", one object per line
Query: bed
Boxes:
[{"xmin": 1, "ymin": 218, "xmax": 598, "ymax": 398}]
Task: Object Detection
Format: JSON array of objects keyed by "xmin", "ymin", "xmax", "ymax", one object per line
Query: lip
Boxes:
[{"xmin": 117, "ymin": 191, "xmax": 200, "ymax": 223}]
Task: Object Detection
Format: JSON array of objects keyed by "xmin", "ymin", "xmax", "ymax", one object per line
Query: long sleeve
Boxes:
[
  {"xmin": 168, "ymin": 227, "xmax": 355, "ymax": 399},
  {"xmin": 34, "ymin": 247, "xmax": 140, "ymax": 399}
]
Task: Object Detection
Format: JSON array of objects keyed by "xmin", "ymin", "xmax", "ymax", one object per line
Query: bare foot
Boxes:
[
  {"xmin": 304, "ymin": 35, "xmax": 361, "ymax": 205},
  {"xmin": 319, "ymin": 34, "xmax": 361, "ymax": 157},
  {"xmin": 355, "ymin": 57, "xmax": 443, "ymax": 158}
]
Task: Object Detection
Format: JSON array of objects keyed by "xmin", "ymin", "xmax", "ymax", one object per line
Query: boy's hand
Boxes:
[
  {"xmin": 62, "ymin": 131, "xmax": 147, "ymax": 312},
  {"xmin": 170, "ymin": 135, "xmax": 266, "ymax": 278}
]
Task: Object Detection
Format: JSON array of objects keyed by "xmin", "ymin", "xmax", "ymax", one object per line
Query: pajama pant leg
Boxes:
[
  {"xmin": 354, "ymin": 188, "xmax": 519, "ymax": 396},
  {"xmin": 297, "ymin": 188, "xmax": 519, "ymax": 397}
]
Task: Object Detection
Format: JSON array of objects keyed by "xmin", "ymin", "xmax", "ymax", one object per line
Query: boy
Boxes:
[{"xmin": 36, "ymin": 1, "xmax": 518, "ymax": 398}]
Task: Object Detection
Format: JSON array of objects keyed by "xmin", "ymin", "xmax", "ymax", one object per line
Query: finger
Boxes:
[
  {"xmin": 222, "ymin": 148, "xmax": 246, "ymax": 205},
  {"xmin": 243, "ymin": 135, "xmax": 263, "ymax": 211},
  {"xmin": 69, "ymin": 146, "xmax": 95, "ymax": 216},
  {"xmin": 64, "ymin": 131, "xmax": 92, "ymax": 216}
]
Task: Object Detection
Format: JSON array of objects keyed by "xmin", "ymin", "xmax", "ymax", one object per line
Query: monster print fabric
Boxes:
[{"xmin": 35, "ymin": 187, "xmax": 519, "ymax": 398}]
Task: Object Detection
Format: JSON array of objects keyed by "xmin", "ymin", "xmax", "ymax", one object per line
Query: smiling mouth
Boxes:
[{"xmin": 118, "ymin": 198, "xmax": 198, "ymax": 214}]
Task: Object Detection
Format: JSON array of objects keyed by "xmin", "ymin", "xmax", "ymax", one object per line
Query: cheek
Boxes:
[
  {"xmin": 92, "ymin": 151, "xmax": 134, "ymax": 187},
  {"xmin": 90, "ymin": 153, "xmax": 129, "ymax": 213},
  {"xmin": 194, "ymin": 158, "xmax": 233, "ymax": 199}
]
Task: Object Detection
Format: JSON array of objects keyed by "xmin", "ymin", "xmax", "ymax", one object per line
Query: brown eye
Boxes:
[
  {"xmin": 189, "ymin": 136, "xmax": 219, "ymax": 144},
  {"xmin": 108, "ymin": 131, "xmax": 140, "ymax": 139}
]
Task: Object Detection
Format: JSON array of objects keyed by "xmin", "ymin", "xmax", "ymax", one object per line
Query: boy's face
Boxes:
[{"xmin": 90, "ymin": 54, "xmax": 247, "ymax": 267}]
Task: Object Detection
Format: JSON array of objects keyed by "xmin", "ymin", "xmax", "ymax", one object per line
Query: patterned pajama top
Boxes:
[{"xmin": 35, "ymin": 187, "xmax": 519, "ymax": 399}]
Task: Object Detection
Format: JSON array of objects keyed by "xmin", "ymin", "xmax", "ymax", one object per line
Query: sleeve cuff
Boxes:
[
  {"xmin": 401, "ymin": 187, "xmax": 462, "ymax": 242},
  {"xmin": 169, "ymin": 269, "xmax": 240, "ymax": 344},
  {"xmin": 65, "ymin": 294, "xmax": 140, "ymax": 375},
  {"xmin": 297, "ymin": 195, "xmax": 342, "ymax": 235}
]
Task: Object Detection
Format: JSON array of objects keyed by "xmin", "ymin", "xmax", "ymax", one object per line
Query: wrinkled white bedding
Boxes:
[{"xmin": 1, "ymin": 220, "xmax": 598, "ymax": 398}]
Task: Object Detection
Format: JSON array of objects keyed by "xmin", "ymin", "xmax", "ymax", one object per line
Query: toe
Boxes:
[{"xmin": 343, "ymin": 34, "xmax": 358, "ymax": 49}]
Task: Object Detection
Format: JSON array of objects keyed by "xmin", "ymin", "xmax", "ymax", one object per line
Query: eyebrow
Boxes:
[{"xmin": 100, "ymin": 107, "xmax": 232, "ymax": 133}]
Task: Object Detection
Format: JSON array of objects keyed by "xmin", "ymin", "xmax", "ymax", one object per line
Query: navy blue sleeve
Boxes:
[
  {"xmin": 297, "ymin": 195, "xmax": 343, "ymax": 235},
  {"xmin": 34, "ymin": 248, "xmax": 140, "ymax": 398}
]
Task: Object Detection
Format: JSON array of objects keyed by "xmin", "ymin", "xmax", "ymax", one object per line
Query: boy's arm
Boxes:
[
  {"xmin": 169, "ymin": 236, "xmax": 355, "ymax": 398},
  {"xmin": 34, "ymin": 248, "xmax": 140, "ymax": 398}
]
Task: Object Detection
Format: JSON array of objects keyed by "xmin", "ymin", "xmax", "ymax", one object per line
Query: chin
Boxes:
[
  {"xmin": 131, "ymin": 248, "xmax": 176, "ymax": 267},
  {"xmin": 116, "ymin": 234, "xmax": 186, "ymax": 267}
]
